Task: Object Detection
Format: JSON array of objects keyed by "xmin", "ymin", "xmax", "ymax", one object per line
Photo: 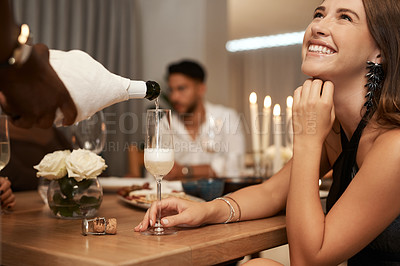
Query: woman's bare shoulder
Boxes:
[
  {"xmin": 363, "ymin": 127, "xmax": 400, "ymax": 172},
  {"xmin": 374, "ymin": 127, "xmax": 400, "ymax": 148}
]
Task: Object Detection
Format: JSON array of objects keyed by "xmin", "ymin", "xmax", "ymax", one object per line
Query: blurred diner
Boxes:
[{"xmin": 164, "ymin": 60, "xmax": 245, "ymax": 180}]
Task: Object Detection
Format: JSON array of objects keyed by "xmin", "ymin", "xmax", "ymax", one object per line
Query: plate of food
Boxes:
[
  {"xmin": 99, "ymin": 177, "xmax": 152, "ymax": 192},
  {"xmin": 117, "ymin": 182, "xmax": 204, "ymax": 209}
]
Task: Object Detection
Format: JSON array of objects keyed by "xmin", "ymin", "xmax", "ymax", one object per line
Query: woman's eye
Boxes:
[
  {"xmin": 340, "ymin": 14, "xmax": 352, "ymax": 22},
  {"xmin": 313, "ymin": 12, "xmax": 324, "ymax": 19}
]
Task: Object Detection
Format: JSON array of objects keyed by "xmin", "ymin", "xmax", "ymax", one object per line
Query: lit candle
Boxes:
[
  {"xmin": 273, "ymin": 104, "xmax": 283, "ymax": 174},
  {"xmin": 249, "ymin": 92, "xmax": 260, "ymax": 153},
  {"xmin": 286, "ymin": 96, "xmax": 293, "ymax": 147},
  {"xmin": 262, "ymin": 96, "xmax": 271, "ymax": 152}
]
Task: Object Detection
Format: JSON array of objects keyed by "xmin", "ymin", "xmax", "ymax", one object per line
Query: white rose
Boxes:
[
  {"xmin": 65, "ymin": 149, "xmax": 107, "ymax": 182},
  {"xmin": 34, "ymin": 150, "xmax": 71, "ymax": 180}
]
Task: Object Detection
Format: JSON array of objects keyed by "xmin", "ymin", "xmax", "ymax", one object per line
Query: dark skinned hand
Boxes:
[{"xmin": 0, "ymin": 43, "xmax": 77, "ymax": 128}]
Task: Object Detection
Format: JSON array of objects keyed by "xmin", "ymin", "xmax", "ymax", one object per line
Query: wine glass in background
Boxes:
[
  {"xmin": 142, "ymin": 109, "xmax": 175, "ymax": 236},
  {"xmin": 201, "ymin": 115, "xmax": 221, "ymax": 153},
  {"xmin": 71, "ymin": 111, "xmax": 106, "ymax": 154},
  {"xmin": 0, "ymin": 115, "xmax": 10, "ymax": 212}
]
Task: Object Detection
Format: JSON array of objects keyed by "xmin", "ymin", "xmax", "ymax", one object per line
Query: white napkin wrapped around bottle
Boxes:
[{"xmin": 49, "ymin": 49, "xmax": 147, "ymax": 125}]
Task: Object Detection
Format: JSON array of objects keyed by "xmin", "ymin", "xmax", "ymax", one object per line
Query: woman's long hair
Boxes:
[{"xmin": 363, "ymin": 0, "xmax": 400, "ymax": 127}]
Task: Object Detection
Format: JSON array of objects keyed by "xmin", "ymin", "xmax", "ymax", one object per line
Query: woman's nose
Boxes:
[{"xmin": 311, "ymin": 19, "xmax": 331, "ymax": 37}]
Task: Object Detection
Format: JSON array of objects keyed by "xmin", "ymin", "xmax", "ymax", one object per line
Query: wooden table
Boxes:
[{"xmin": 1, "ymin": 191, "xmax": 287, "ymax": 265}]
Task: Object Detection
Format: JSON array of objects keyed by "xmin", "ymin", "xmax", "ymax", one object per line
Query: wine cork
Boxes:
[
  {"xmin": 93, "ymin": 218, "xmax": 106, "ymax": 233},
  {"xmin": 106, "ymin": 218, "xmax": 117, "ymax": 234}
]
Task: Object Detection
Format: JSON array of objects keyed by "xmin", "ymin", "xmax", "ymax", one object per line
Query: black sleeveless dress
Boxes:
[{"xmin": 327, "ymin": 119, "xmax": 400, "ymax": 265}]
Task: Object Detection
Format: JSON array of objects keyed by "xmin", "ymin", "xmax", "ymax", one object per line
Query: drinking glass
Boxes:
[
  {"xmin": 142, "ymin": 109, "xmax": 175, "ymax": 235},
  {"xmin": 0, "ymin": 115, "xmax": 10, "ymax": 213},
  {"xmin": 71, "ymin": 111, "xmax": 106, "ymax": 154}
]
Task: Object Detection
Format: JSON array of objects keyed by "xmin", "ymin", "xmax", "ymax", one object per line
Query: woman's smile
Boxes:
[{"xmin": 307, "ymin": 39, "xmax": 337, "ymax": 57}]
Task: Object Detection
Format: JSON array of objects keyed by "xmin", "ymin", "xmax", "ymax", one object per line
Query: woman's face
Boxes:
[{"xmin": 301, "ymin": 0, "xmax": 380, "ymax": 82}]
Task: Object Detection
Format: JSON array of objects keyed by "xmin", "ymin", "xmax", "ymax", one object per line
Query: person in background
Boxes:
[
  {"xmin": 137, "ymin": 0, "xmax": 400, "ymax": 265},
  {"xmin": 0, "ymin": 0, "xmax": 76, "ymax": 210},
  {"xmin": 164, "ymin": 60, "xmax": 245, "ymax": 180},
  {"xmin": 0, "ymin": 0, "xmax": 77, "ymax": 129}
]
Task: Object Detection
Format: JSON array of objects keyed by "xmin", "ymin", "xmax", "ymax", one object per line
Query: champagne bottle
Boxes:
[{"xmin": 49, "ymin": 49, "xmax": 161, "ymax": 125}]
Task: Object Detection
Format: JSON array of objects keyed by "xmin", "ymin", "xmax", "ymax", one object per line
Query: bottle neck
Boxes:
[
  {"xmin": 127, "ymin": 80, "xmax": 160, "ymax": 100},
  {"xmin": 145, "ymin": 81, "xmax": 160, "ymax": 101}
]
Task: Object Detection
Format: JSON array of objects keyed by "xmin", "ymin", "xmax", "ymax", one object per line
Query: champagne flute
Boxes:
[
  {"xmin": 71, "ymin": 111, "xmax": 106, "ymax": 154},
  {"xmin": 142, "ymin": 109, "xmax": 175, "ymax": 235}
]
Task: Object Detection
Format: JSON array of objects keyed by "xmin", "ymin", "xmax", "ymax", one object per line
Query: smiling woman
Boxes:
[{"xmin": 136, "ymin": 0, "xmax": 400, "ymax": 265}]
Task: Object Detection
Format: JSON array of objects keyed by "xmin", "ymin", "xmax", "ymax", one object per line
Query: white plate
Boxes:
[
  {"xmin": 98, "ymin": 177, "xmax": 151, "ymax": 192},
  {"xmin": 99, "ymin": 177, "xmax": 184, "ymax": 193},
  {"xmin": 118, "ymin": 193, "xmax": 204, "ymax": 210}
]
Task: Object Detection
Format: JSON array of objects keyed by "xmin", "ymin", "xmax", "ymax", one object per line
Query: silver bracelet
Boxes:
[{"xmin": 215, "ymin": 197, "xmax": 235, "ymax": 223}]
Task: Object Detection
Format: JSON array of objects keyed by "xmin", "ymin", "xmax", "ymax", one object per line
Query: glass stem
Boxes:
[{"xmin": 155, "ymin": 176, "xmax": 163, "ymax": 230}]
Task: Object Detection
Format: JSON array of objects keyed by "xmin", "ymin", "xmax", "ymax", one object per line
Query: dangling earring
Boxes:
[{"xmin": 364, "ymin": 61, "xmax": 384, "ymax": 113}]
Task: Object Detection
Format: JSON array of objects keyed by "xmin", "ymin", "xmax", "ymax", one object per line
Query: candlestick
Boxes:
[
  {"xmin": 249, "ymin": 92, "xmax": 260, "ymax": 153},
  {"xmin": 273, "ymin": 104, "xmax": 283, "ymax": 174},
  {"xmin": 262, "ymin": 96, "xmax": 271, "ymax": 152},
  {"xmin": 286, "ymin": 96, "xmax": 293, "ymax": 148}
]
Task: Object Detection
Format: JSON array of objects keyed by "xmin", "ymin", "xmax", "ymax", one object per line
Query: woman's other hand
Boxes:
[{"xmin": 0, "ymin": 177, "xmax": 15, "ymax": 209}]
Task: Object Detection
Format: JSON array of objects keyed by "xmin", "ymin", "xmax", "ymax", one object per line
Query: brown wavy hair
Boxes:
[{"xmin": 363, "ymin": 0, "xmax": 400, "ymax": 127}]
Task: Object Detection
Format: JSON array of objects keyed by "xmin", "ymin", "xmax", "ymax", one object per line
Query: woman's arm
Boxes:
[
  {"xmin": 287, "ymin": 80, "xmax": 400, "ymax": 265},
  {"xmin": 136, "ymin": 159, "xmax": 293, "ymax": 231}
]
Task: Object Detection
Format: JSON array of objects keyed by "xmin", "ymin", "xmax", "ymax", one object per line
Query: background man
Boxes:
[{"xmin": 164, "ymin": 60, "xmax": 245, "ymax": 180}]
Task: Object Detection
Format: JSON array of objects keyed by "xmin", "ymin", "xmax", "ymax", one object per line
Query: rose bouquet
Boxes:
[{"xmin": 34, "ymin": 149, "xmax": 107, "ymax": 219}]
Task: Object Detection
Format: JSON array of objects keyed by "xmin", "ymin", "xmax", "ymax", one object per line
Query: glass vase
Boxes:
[{"xmin": 47, "ymin": 176, "xmax": 103, "ymax": 219}]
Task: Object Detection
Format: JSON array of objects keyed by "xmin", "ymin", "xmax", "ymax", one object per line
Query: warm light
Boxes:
[
  {"xmin": 226, "ymin": 31, "xmax": 305, "ymax": 52},
  {"xmin": 249, "ymin": 92, "xmax": 257, "ymax": 104},
  {"xmin": 286, "ymin": 96, "xmax": 293, "ymax": 108},
  {"xmin": 18, "ymin": 24, "xmax": 30, "ymax": 44},
  {"xmin": 264, "ymin": 96, "xmax": 272, "ymax": 108},
  {"xmin": 273, "ymin": 104, "xmax": 281, "ymax": 116}
]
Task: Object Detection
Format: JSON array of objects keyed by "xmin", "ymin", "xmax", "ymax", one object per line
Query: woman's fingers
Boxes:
[
  {"xmin": 6, "ymin": 200, "xmax": 15, "ymax": 209},
  {"xmin": 321, "ymin": 81, "xmax": 334, "ymax": 102},
  {"xmin": 321, "ymin": 81, "xmax": 336, "ymax": 124},
  {"xmin": 293, "ymin": 86, "xmax": 302, "ymax": 112},
  {"xmin": 134, "ymin": 197, "xmax": 183, "ymax": 232},
  {"xmin": 161, "ymin": 211, "xmax": 196, "ymax": 228},
  {"xmin": 1, "ymin": 193, "xmax": 15, "ymax": 208},
  {"xmin": 0, "ymin": 177, "xmax": 11, "ymax": 192},
  {"xmin": 300, "ymin": 79, "xmax": 312, "ymax": 102},
  {"xmin": 0, "ymin": 177, "xmax": 15, "ymax": 209},
  {"xmin": 309, "ymin": 79, "xmax": 324, "ymax": 100},
  {"xmin": 0, "ymin": 177, "xmax": 12, "ymax": 206},
  {"xmin": 1, "ymin": 187, "xmax": 12, "ymax": 203}
]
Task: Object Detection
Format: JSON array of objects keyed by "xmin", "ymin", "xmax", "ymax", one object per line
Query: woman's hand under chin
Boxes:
[{"xmin": 292, "ymin": 79, "xmax": 335, "ymax": 149}]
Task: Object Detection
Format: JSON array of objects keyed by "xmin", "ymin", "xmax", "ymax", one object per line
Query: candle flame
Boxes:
[
  {"xmin": 286, "ymin": 96, "xmax": 293, "ymax": 108},
  {"xmin": 249, "ymin": 92, "xmax": 257, "ymax": 104},
  {"xmin": 18, "ymin": 24, "xmax": 30, "ymax": 44},
  {"xmin": 273, "ymin": 104, "xmax": 281, "ymax": 116},
  {"xmin": 264, "ymin": 96, "xmax": 272, "ymax": 108}
]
